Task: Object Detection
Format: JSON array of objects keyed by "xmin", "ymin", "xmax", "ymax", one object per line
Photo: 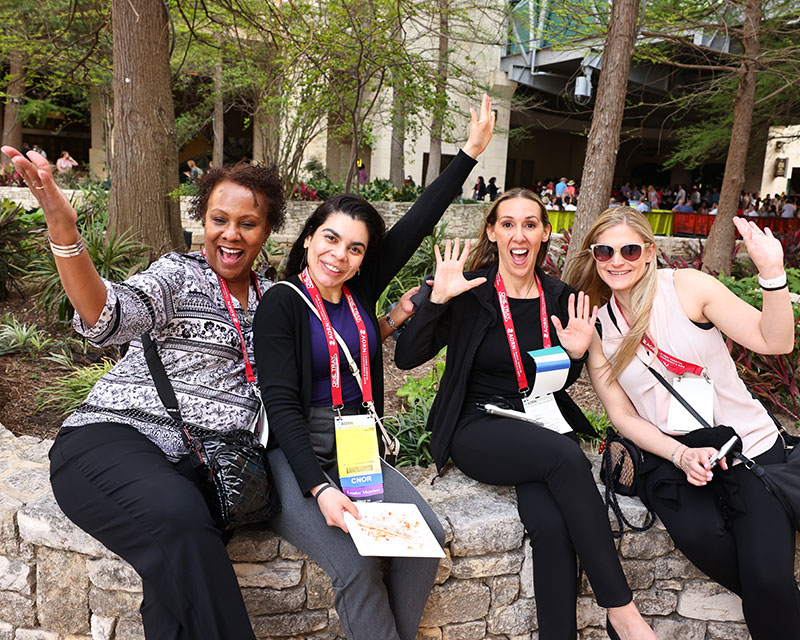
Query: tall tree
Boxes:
[
  {"xmin": 701, "ymin": 0, "xmax": 761, "ymax": 274},
  {"xmin": 566, "ymin": 0, "xmax": 641, "ymax": 262},
  {"xmin": 1, "ymin": 51, "xmax": 25, "ymax": 164},
  {"xmin": 109, "ymin": 0, "xmax": 182, "ymax": 256}
]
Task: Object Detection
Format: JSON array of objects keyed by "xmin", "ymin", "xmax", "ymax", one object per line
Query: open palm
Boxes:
[
  {"xmin": 430, "ymin": 239, "xmax": 487, "ymax": 305},
  {"xmin": 551, "ymin": 292, "xmax": 598, "ymax": 359}
]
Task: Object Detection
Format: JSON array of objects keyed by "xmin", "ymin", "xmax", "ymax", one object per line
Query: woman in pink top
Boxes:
[{"xmin": 564, "ymin": 207, "xmax": 798, "ymax": 640}]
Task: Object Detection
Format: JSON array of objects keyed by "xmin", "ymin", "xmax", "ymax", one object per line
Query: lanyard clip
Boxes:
[
  {"xmin": 519, "ymin": 387, "xmax": 530, "ymax": 397},
  {"xmin": 333, "ymin": 404, "xmax": 344, "ymax": 418}
]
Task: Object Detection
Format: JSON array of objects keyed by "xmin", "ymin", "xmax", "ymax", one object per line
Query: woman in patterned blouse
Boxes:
[{"xmin": 2, "ymin": 144, "xmax": 286, "ymax": 640}]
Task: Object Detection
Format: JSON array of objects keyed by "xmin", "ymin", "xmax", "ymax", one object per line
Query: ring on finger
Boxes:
[{"xmin": 34, "ymin": 185, "xmax": 45, "ymax": 190}]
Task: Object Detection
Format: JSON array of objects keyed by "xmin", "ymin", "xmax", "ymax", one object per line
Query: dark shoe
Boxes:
[{"xmin": 606, "ymin": 615, "xmax": 621, "ymax": 640}]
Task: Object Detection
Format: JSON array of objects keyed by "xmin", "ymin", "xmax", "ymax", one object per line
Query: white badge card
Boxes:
[
  {"xmin": 335, "ymin": 414, "xmax": 384, "ymax": 502},
  {"xmin": 521, "ymin": 393, "xmax": 573, "ymax": 434},
  {"xmin": 667, "ymin": 376, "xmax": 714, "ymax": 433},
  {"xmin": 527, "ymin": 346, "xmax": 571, "ymax": 396}
]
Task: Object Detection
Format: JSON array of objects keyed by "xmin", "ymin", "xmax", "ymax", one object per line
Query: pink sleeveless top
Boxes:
[{"xmin": 598, "ymin": 269, "xmax": 778, "ymax": 458}]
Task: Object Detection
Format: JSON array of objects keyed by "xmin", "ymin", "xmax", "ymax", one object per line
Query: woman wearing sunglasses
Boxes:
[
  {"xmin": 394, "ymin": 189, "xmax": 657, "ymax": 640},
  {"xmin": 565, "ymin": 207, "xmax": 799, "ymax": 640}
]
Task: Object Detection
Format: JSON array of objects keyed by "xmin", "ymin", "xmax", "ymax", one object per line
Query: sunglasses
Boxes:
[{"xmin": 590, "ymin": 243, "xmax": 649, "ymax": 263}]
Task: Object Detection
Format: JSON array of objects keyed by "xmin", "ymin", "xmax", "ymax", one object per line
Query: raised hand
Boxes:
[
  {"xmin": 551, "ymin": 292, "xmax": 598, "ymax": 359},
  {"xmin": 430, "ymin": 238, "xmax": 487, "ymax": 305},
  {"xmin": 733, "ymin": 217, "xmax": 784, "ymax": 279},
  {"xmin": 462, "ymin": 94, "xmax": 495, "ymax": 159},
  {"xmin": 1, "ymin": 146, "xmax": 78, "ymax": 237}
]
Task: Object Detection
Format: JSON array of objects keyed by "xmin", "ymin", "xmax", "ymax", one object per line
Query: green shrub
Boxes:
[
  {"xmin": 0, "ymin": 314, "xmax": 54, "ymax": 355},
  {"xmin": 0, "ymin": 200, "xmax": 38, "ymax": 301},
  {"xmin": 38, "ymin": 358, "xmax": 117, "ymax": 416},
  {"xmin": 376, "ymin": 223, "xmax": 449, "ymax": 315},
  {"xmin": 384, "ymin": 352, "xmax": 446, "ymax": 467},
  {"xmin": 580, "ymin": 408, "xmax": 610, "ymax": 450},
  {"xmin": 26, "ymin": 226, "xmax": 150, "ymax": 324},
  {"xmin": 716, "ymin": 270, "xmax": 800, "ymax": 421}
]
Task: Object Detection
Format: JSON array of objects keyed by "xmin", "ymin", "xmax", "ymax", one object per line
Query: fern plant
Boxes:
[{"xmin": 27, "ymin": 226, "xmax": 150, "ymax": 324}]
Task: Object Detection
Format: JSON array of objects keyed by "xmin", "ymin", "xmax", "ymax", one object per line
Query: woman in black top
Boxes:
[
  {"xmin": 394, "ymin": 189, "xmax": 657, "ymax": 640},
  {"xmin": 253, "ymin": 97, "xmax": 495, "ymax": 640}
]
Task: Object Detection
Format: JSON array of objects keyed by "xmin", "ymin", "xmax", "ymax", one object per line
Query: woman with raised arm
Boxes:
[
  {"xmin": 2, "ymin": 144, "xmax": 287, "ymax": 639},
  {"xmin": 394, "ymin": 189, "xmax": 658, "ymax": 640},
  {"xmin": 252, "ymin": 96, "xmax": 495, "ymax": 640},
  {"xmin": 565, "ymin": 206, "xmax": 799, "ymax": 640}
]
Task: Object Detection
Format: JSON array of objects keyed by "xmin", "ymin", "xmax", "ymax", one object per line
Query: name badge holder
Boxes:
[
  {"xmin": 279, "ymin": 276, "xmax": 400, "ymax": 502},
  {"xmin": 495, "ymin": 273, "xmax": 573, "ymax": 434},
  {"xmin": 612, "ymin": 296, "xmax": 715, "ymax": 434}
]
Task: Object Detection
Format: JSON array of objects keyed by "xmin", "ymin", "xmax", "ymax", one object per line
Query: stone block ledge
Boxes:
[{"xmin": 0, "ymin": 423, "xmax": 779, "ymax": 639}]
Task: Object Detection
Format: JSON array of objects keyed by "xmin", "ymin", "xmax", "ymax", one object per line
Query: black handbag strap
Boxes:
[
  {"xmin": 140, "ymin": 333, "xmax": 206, "ymax": 461},
  {"xmin": 141, "ymin": 333, "xmax": 183, "ymax": 422}
]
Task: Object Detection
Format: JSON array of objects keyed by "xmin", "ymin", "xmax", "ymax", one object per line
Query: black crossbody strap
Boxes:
[
  {"xmin": 645, "ymin": 365, "xmax": 714, "ymax": 430},
  {"xmin": 141, "ymin": 333, "xmax": 183, "ymax": 421}
]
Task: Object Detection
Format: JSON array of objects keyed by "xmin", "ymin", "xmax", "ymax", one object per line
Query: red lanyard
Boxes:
[
  {"xmin": 495, "ymin": 271, "xmax": 550, "ymax": 394},
  {"xmin": 213, "ymin": 271, "xmax": 261, "ymax": 384},
  {"xmin": 613, "ymin": 296, "xmax": 705, "ymax": 377},
  {"xmin": 300, "ymin": 268, "xmax": 372, "ymax": 408}
]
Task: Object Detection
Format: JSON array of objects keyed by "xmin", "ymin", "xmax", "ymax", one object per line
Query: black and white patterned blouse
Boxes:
[{"xmin": 62, "ymin": 251, "xmax": 273, "ymax": 459}]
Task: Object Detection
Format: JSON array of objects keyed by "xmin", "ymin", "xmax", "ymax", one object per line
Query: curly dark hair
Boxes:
[
  {"xmin": 284, "ymin": 194, "xmax": 386, "ymax": 277},
  {"xmin": 188, "ymin": 161, "xmax": 286, "ymax": 232}
]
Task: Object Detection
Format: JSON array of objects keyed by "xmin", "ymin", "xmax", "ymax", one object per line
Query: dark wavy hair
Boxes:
[
  {"xmin": 188, "ymin": 161, "xmax": 286, "ymax": 232},
  {"xmin": 284, "ymin": 194, "xmax": 386, "ymax": 277},
  {"xmin": 468, "ymin": 188, "xmax": 550, "ymax": 270}
]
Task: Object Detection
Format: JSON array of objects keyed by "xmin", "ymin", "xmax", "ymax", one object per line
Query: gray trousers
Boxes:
[{"xmin": 267, "ymin": 447, "xmax": 445, "ymax": 640}]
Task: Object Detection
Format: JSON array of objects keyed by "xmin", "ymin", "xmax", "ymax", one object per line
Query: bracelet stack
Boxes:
[
  {"xmin": 758, "ymin": 271, "xmax": 788, "ymax": 291},
  {"xmin": 671, "ymin": 443, "xmax": 687, "ymax": 469},
  {"xmin": 48, "ymin": 234, "xmax": 85, "ymax": 258}
]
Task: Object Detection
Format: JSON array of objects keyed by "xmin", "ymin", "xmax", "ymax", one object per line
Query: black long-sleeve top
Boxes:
[
  {"xmin": 394, "ymin": 263, "xmax": 594, "ymax": 472},
  {"xmin": 253, "ymin": 151, "xmax": 477, "ymax": 495}
]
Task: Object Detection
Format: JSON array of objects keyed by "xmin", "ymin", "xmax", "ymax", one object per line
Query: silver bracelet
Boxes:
[
  {"xmin": 385, "ymin": 313, "xmax": 403, "ymax": 332},
  {"xmin": 48, "ymin": 234, "xmax": 85, "ymax": 258},
  {"xmin": 758, "ymin": 271, "xmax": 787, "ymax": 290}
]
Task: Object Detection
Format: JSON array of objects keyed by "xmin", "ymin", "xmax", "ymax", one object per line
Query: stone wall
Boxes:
[
  {"xmin": 0, "ymin": 187, "xmax": 707, "ymax": 262},
  {"xmin": 0, "ymin": 423, "xmax": 782, "ymax": 640}
]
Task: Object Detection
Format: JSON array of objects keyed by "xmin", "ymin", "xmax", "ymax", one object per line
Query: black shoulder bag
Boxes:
[
  {"xmin": 142, "ymin": 333, "xmax": 280, "ymax": 530},
  {"xmin": 648, "ymin": 363, "xmax": 800, "ymax": 531}
]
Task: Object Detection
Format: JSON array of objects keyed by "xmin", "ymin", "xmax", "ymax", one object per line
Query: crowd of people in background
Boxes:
[{"xmin": 517, "ymin": 177, "xmax": 798, "ymax": 219}]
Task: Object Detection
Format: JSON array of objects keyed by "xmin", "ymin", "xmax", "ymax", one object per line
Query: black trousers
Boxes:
[
  {"xmin": 451, "ymin": 414, "xmax": 632, "ymax": 640},
  {"xmin": 49, "ymin": 423, "xmax": 256, "ymax": 640},
  {"xmin": 639, "ymin": 437, "xmax": 800, "ymax": 640}
]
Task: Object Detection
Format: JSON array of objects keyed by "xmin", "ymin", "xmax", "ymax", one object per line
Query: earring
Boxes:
[
  {"xmin": 302, "ymin": 248, "xmax": 308, "ymax": 267},
  {"xmin": 357, "ymin": 266, "xmax": 362, "ymax": 276}
]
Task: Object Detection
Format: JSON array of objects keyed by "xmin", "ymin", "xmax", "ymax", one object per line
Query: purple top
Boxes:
[{"xmin": 306, "ymin": 291, "xmax": 378, "ymax": 407}]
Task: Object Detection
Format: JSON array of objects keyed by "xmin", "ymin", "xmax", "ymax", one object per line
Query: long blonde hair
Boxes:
[
  {"xmin": 468, "ymin": 188, "xmax": 550, "ymax": 270},
  {"xmin": 562, "ymin": 207, "xmax": 658, "ymax": 382}
]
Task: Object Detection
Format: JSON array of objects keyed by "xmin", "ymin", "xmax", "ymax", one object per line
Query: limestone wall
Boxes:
[
  {"xmin": 0, "ymin": 188, "xmax": 706, "ymax": 264},
  {"xmin": 0, "ymin": 423, "xmax": 780, "ymax": 640}
]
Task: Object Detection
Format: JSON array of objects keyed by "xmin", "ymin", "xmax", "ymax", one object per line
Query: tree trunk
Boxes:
[
  {"xmin": 424, "ymin": 0, "xmax": 448, "ymax": 187},
  {"xmin": 566, "ymin": 0, "xmax": 640, "ymax": 263},
  {"xmin": 1, "ymin": 51, "xmax": 25, "ymax": 165},
  {"xmin": 252, "ymin": 93, "xmax": 280, "ymax": 167},
  {"xmin": 702, "ymin": 0, "xmax": 761, "ymax": 274},
  {"xmin": 212, "ymin": 57, "xmax": 224, "ymax": 167},
  {"xmin": 109, "ymin": 0, "xmax": 182, "ymax": 257},
  {"xmin": 389, "ymin": 79, "xmax": 406, "ymax": 188}
]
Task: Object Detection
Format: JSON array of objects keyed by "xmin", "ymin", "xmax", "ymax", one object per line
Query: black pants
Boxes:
[
  {"xmin": 49, "ymin": 423, "xmax": 256, "ymax": 640},
  {"xmin": 451, "ymin": 414, "xmax": 632, "ymax": 640},
  {"xmin": 639, "ymin": 437, "xmax": 800, "ymax": 640}
]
